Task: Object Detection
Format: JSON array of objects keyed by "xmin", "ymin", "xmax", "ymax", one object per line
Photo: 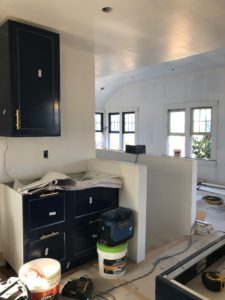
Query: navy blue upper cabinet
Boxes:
[{"xmin": 0, "ymin": 19, "xmax": 60, "ymax": 136}]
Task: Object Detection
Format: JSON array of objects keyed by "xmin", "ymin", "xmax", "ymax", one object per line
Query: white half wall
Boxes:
[
  {"xmin": 96, "ymin": 150, "xmax": 197, "ymax": 250},
  {"xmin": 87, "ymin": 158, "xmax": 147, "ymax": 263}
]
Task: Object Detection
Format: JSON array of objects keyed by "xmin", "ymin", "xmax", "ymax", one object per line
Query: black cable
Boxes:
[
  {"xmin": 63, "ymin": 225, "xmax": 195, "ymax": 300},
  {"xmin": 134, "ymin": 154, "xmax": 139, "ymax": 163},
  {"xmin": 101, "ymin": 224, "xmax": 196, "ymax": 295},
  {"xmin": 92, "ymin": 291, "xmax": 116, "ymax": 300}
]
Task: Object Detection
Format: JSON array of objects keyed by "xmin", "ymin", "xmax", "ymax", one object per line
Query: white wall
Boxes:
[
  {"xmin": 0, "ymin": 43, "xmax": 95, "ymax": 182},
  {"xmin": 104, "ymin": 67, "xmax": 225, "ymax": 184},
  {"xmin": 87, "ymin": 158, "xmax": 147, "ymax": 263},
  {"xmin": 96, "ymin": 150, "xmax": 197, "ymax": 250}
]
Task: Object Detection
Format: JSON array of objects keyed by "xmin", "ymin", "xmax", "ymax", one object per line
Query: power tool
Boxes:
[
  {"xmin": 61, "ymin": 276, "xmax": 93, "ymax": 300},
  {"xmin": 202, "ymin": 271, "xmax": 225, "ymax": 292},
  {"xmin": 99, "ymin": 207, "xmax": 134, "ymax": 247},
  {"xmin": 202, "ymin": 195, "xmax": 223, "ymax": 205}
]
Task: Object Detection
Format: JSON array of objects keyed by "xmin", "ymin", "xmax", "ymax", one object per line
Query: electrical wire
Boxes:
[
  {"xmin": 63, "ymin": 225, "xmax": 195, "ymax": 300},
  {"xmin": 98, "ymin": 224, "xmax": 196, "ymax": 296},
  {"xmin": 2, "ymin": 138, "xmax": 14, "ymax": 181},
  {"xmin": 92, "ymin": 292, "xmax": 116, "ymax": 300},
  {"xmin": 134, "ymin": 154, "xmax": 139, "ymax": 163}
]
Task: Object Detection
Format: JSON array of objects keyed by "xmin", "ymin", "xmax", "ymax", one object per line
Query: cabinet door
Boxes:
[
  {"xmin": 70, "ymin": 220, "xmax": 100, "ymax": 259},
  {"xmin": 10, "ymin": 20, "xmax": 60, "ymax": 136},
  {"xmin": 73, "ymin": 188, "xmax": 119, "ymax": 220}
]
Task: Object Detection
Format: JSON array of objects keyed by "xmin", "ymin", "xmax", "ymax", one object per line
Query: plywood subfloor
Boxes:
[
  {"xmin": 0, "ymin": 232, "xmax": 224, "ymax": 300},
  {"xmin": 61, "ymin": 232, "xmax": 225, "ymax": 300}
]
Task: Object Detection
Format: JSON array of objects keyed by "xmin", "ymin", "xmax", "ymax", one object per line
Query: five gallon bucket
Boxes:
[
  {"xmin": 97, "ymin": 242, "xmax": 128, "ymax": 279},
  {"xmin": 19, "ymin": 258, "xmax": 61, "ymax": 300}
]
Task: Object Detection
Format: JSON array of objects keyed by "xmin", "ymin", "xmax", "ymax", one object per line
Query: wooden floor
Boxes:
[{"xmin": 0, "ymin": 264, "xmax": 16, "ymax": 281}]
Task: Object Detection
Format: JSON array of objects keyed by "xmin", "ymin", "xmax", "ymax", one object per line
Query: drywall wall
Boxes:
[
  {"xmin": 103, "ymin": 66, "xmax": 225, "ymax": 184},
  {"xmin": 87, "ymin": 158, "xmax": 147, "ymax": 263},
  {"xmin": 0, "ymin": 42, "xmax": 95, "ymax": 182},
  {"xmin": 96, "ymin": 150, "xmax": 197, "ymax": 250}
]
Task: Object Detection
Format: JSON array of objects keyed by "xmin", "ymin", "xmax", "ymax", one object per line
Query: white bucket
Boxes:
[
  {"xmin": 19, "ymin": 258, "xmax": 61, "ymax": 300},
  {"xmin": 97, "ymin": 242, "xmax": 128, "ymax": 279}
]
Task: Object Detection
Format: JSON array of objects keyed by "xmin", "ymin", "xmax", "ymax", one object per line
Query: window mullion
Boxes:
[
  {"xmin": 120, "ymin": 112, "xmax": 123, "ymax": 150},
  {"xmin": 185, "ymin": 108, "xmax": 191, "ymax": 157},
  {"xmin": 210, "ymin": 103, "xmax": 218, "ymax": 160}
]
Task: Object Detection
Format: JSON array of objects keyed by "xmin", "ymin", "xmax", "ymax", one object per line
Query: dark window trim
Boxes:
[
  {"xmin": 109, "ymin": 113, "xmax": 120, "ymax": 133},
  {"xmin": 122, "ymin": 111, "xmax": 135, "ymax": 133},
  {"xmin": 95, "ymin": 112, "xmax": 103, "ymax": 132}
]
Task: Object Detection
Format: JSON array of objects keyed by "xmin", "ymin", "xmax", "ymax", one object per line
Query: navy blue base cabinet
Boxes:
[{"xmin": 0, "ymin": 186, "xmax": 119, "ymax": 273}]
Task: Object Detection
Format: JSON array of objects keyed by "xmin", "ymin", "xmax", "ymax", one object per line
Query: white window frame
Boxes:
[
  {"xmin": 165, "ymin": 100, "xmax": 218, "ymax": 165},
  {"xmin": 105, "ymin": 107, "xmax": 138, "ymax": 151}
]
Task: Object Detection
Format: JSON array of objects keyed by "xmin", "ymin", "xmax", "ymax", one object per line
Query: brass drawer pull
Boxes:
[
  {"xmin": 15, "ymin": 109, "xmax": 20, "ymax": 130},
  {"xmin": 40, "ymin": 192, "xmax": 59, "ymax": 198},
  {"xmin": 89, "ymin": 218, "xmax": 100, "ymax": 224},
  {"xmin": 40, "ymin": 232, "xmax": 59, "ymax": 240}
]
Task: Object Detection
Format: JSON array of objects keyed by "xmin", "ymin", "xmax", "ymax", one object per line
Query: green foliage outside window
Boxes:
[{"xmin": 192, "ymin": 135, "xmax": 211, "ymax": 159}]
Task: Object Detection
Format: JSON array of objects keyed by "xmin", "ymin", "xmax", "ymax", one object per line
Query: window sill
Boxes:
[
  {"xmin": 163, "ymin": 155, "xmax": 217, "ymax": 167},
  {"xmin": 196, "ymin": 159, "xmax": 217, "ymax": 167}
]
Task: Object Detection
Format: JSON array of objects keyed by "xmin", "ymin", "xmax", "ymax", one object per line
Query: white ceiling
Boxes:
[{"xmin": 1, "ymin": 0, "xmax": 225, "ymax": 106}]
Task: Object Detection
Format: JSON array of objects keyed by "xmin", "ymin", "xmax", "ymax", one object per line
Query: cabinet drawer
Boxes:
[
  {"xmin": 24, "ymin": 192, "xmax": 66, "ymax": 233},
  {"xmin": 74, "ymin": 188, "xmax": 118, "ymax": 218},
  {"xmin": 71, "ymin": 221, "xmax": 100, "ymax": 258},
  {"xmin": 26, "ymin": 231, "xmax": 66, "ymax": 262}
]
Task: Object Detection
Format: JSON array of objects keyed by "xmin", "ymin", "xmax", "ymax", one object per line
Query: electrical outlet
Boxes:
[{"xmin": 43, "ymin": 150, "xmax": 48, "ymax": 159}]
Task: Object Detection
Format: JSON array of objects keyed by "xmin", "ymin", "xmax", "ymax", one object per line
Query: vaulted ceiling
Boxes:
[{"xmin": 1, "ymin": 0, "xmax": 225, "ymax": 106}]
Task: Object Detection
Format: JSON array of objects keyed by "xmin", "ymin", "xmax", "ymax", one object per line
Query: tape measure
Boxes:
[
  {"xmin": 202, "ymin": 195, "xmax": 223, "ymax": 205},
  {"xmin": 202, "ymin": 271, "xmax": 225, "ymax": 292}
]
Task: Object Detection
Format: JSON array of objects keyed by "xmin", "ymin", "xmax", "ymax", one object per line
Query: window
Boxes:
[
  {"xmin": 95, "ymin": 113, "xmax": 103, "ymax": 132},
  {"xmin": 168, "ymin": 110, "xmax": 186, "ymax": 157},
  {"xmin": 95, "ymin": 113, "xmax": 104, "ymax": 149},
  {"xmin": 191, "ymin": 108, "xmax": 211, "ymax": 159},
  {"xmin": 122, "ymin": 112, "xmax": 135, "ymax": 150},
  {"xmin": 166, "ymin": 101, "xmax": 218, "ymax": 161},
  {"xmin": 108, "ymin": 109, "xmax": 137, "ymax": 150},
  {"xmin": 109, "ymin": 113, "xmax": 120, "ymax": 150}
]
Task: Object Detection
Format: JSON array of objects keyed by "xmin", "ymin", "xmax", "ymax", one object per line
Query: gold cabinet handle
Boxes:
[
  {"xmin": 40, "ymin": 232, "xmax": 59, "ymax": 240},
  {"xmin": 89, "ymin": 218, "xmax": 100, "ymax": 225},
  {"xmin": 15, "ymin": 109, "xmax": 20, "ymax": 130},
  {"xmin": 40, "ymin": 192, "xmax": 59, "ymax": 198}
]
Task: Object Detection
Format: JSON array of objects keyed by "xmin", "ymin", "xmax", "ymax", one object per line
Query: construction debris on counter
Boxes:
[{"xmin": 13, "ymin": 171, "xmax": 123, "ymax": 194}]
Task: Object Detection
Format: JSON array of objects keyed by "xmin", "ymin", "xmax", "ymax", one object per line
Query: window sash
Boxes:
[
  {"xmin": 168, "ymin": 109, "xmax": 185, "ymax": 135},
  {"xmin": 122, "ymin": 112, "xmax": 135, "ymax": 133},
  {"xmin": 95, "ymin": 113, "xmax": 103, "ymax": 132},
  {"xmin": 191, "ymin": 107, "xmax": 212, "ymax": 135},
  {"xmin": 109, "ymin": 113, "xmax": 120, "ymax": 133}
]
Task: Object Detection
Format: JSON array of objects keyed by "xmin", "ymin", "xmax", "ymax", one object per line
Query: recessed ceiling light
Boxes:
[{"xmin": 102, "ymin": 7, "xmax": 113, "ymax": 13}]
